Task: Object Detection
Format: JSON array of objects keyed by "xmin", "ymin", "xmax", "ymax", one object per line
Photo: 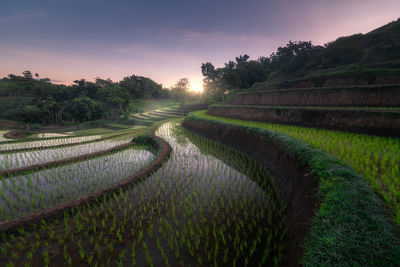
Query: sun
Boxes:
[{"xmin": 189, "ymin": 81, "xmax": 204, "ymax": 93}]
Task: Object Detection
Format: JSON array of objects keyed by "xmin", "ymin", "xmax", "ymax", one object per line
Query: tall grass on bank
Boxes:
[{"xmin": 193, "ymin": 110, "xmax": 400, "ymax": 226}]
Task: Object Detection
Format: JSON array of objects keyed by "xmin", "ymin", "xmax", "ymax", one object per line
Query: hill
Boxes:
[{"xmin": 201, "ymin": 18, "xmax": 400, "ymax": 98}]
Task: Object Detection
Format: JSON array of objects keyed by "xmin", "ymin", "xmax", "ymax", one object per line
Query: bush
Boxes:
[
  {"xmin": 65, "ymin": 97, "xmax": 105, "ymax": 122},
  {"xmin": 26, "ymin": 123, "xmax": 42, "ymax": 130},
  {"xmin": 7, "ymin": 106, "xmax": 44, "ymax": 124}
]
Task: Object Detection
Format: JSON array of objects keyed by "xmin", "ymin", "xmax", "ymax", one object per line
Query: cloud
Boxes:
[{"xmin": 0, "ymin": 9, "xmax": 46, "ymax": 22}]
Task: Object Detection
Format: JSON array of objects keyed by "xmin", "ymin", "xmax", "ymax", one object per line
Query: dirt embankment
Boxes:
[
  {"xmin": 183, "ymin": 119, "xmax": 319, "ymax": 266},
  {"xmin": 208, "ymin": 106, "xmax": 400, "ymax": 137},
  {"xmin": 265, "ymin": 76, "xmax": 400, "ymax": 90},
  {"xmin": 231, "ymin": 85, "xmax": 400, "ymax": 106},
  {"xmin": 3, "ymin": 130, "xmax": 27, "ymax": 139},
  {"xmin": 0, "ymin": 120, "xmax": 21, "ymax": 129}
]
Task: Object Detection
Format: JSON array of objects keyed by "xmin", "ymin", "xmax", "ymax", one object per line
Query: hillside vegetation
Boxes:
[
  {"xmin": 0, "ymin": 73, "xmax": 204, "ymax": 127},
  {"xmin": 201, "ymin": 18, "xmax": 400, "ymax": 100}
]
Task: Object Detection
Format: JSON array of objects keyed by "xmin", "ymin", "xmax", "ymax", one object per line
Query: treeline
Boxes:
[
  {"xmin": 201, "ymin": 18, "xmax": 400, "ymax": 99},
  {"xmin": 0, "ymin": 71, "xmax": 169, "ymax": 125}
]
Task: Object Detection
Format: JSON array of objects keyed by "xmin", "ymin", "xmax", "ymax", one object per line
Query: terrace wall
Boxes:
[
  {"xmin": 263, "ymin": 76, "xmax": 400, "ymax": 90},
  {"xmin": 230, "ymin": 85, "xmax": 400, "ymax": 107},
  {"xmin": 208, "ymin": 105, "xmax": 400, "ymax": 137},
  {"xmin": 182, "ymin": 118, "xmax": 319, "ymax": 266}
]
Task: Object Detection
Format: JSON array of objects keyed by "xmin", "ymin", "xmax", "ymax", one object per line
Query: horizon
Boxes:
[{"xmin": 1, "ymin": 0, "xmax": 400, "ymax": 92}]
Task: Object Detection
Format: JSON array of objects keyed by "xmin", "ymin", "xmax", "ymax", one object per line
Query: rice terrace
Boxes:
[{"xmin": 1, "ymin": 1, "xmax": 400, "ymax": 266}]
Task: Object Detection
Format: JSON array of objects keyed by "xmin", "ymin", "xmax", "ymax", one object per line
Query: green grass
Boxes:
[
  {"xmin": 186, "ymin": 110, "xmax": 400, "ymax": 265},
  {"xmin": 72, "ymin": 128, "xmax": 118, "ymax": 136},
  {"xmin": 103, "ymin": 123, "xmax": 132, "ymax": 129},
  {"xmin": 0, "ymin": 80, "xmax": 30, "ymax": 94},
  {"xmin": 134, "ymin": 99, "xmax": 179, "ymax": 113},
  {"xmin": 291, "ymin": 64, "xmax": 400, "ymax": 83},
  {"xmin": 251, "ymin": 61, "xmax": 400, "ymax": 91},
  {"xmin": 192, "ymin": 110, "xmax": 400, "ymax": 225},
  {"xmin": 72, "ymin": 126, "xmax": 147, "ymax": 137},
  {"xmin": 211, "ymin": 104, "xmax": 400, "ymax": 112}
]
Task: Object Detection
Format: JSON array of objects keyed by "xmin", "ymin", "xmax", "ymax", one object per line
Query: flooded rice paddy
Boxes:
[
  {"xmin": 0, "ymin": 120, "xmax": 285, "ymax": 266},
  {"xmin": 0, "ymin": 135, "xmax": 102, "ymax": 152},
  {"xmin": 0, "ymin": 148, "xmax": 154, "ymax": 221},
  {"xmin": 0, "ymin": 136, "xmax": 134, "ymax": 171}
]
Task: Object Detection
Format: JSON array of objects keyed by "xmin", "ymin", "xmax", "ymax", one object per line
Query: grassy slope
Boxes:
[
  {"xmin": 251, "ymin": 18, "xmax": 400, "ymax": 90},
  {"xmin": 294, "ymin": 62, "xmax": 400, "ymax": 81},
  {"xmin": 0, "ymin": 80, "xmax": 30, "ymax": 94},
  {"xmin": 210, "ymin": 104, "xmax": 400, "ymax": 112},
  {"xmin": 193, "ymin": 110, "xmax": 400, "ymax": 224},
  {"xmin": 186, "ymin": 110, "xmax": 400, "ymax": 265},
  {"xmin": 252, "ymin": 62, "xmax": 400, "ymax": 90}
]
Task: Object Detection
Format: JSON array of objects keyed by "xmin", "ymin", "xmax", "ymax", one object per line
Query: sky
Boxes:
[{"xmin": 1, "ymin": 0, "xmax": 399, "ymax": 92}]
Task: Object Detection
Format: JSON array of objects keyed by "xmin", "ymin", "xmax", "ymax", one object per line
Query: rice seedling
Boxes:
[
  {"xmin": 0, "ymin": 147, "xmax": 154, "ymax": 221},
  {"xmin": 0, "ymin": 135, "xmax": 137, "ymax": 171},
  {"xmin": 0, "ymin": 135, "xmax": 102, "ymax": 151},
  {"xmin": 0, "ymin": 120, "xmax": 285, "ymax": 266},
  {"xmin": 193, "ymin": 110, "xmax": 400, "ymax": 226}
]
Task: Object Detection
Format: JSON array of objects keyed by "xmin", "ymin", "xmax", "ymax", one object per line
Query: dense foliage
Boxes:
[
  {"xmin": 0, "ymin": 72, "xmax": 170, "ymax": 125},
  {"xmin": 201, "ymin": 18, "xmax": 400, "ymax": 99}
]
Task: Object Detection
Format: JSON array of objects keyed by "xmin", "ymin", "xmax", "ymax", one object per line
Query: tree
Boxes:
[
  {"xmin": 201, "ymin": 62, "xmax": 217, "ymax": 80},
  {"xmin": 95, "ymin": 77, "xmax": 114, "ymax": 88},
  {"xmin": 23, "ymin": 70, "xmax": 33, "ymax": 80},
  {"xmin": 119, "ymin": 75, "xmax": 164, "ymax": 99},
  {"xmin": 201, "ymin": 62, "xmax": 225, "ymax": 98},
  {"xmin": 170, "ymin": 78, "xmax": 190, "ymax": 104},
  {"xmin": 270, "ymin": 41, "xmax": 313, "ymax": 75},
  {"xmin": 66, "ymin": 97, "xmax": 103, "ymax": 122},
  {"xmin": 8, "ymin": 105, "xmax": 44, "ymax": 124},
  {"xmin": 235, "ymin": 54, "xmax": 250, "ymax": 68},
  {"xmin": 40, "ymin": 78, "xmax": 51, "ymax": 83},
  {"xmin": 97, "ymin": 86, "xmax": 130, "ymax": 115},
  {"xmin": 73, "ymin": 79, "xmax": 86, "ymax": 87},
  {"xmin": 40, "ymin": 99, "xmax": 59, "ymax": 124}
]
